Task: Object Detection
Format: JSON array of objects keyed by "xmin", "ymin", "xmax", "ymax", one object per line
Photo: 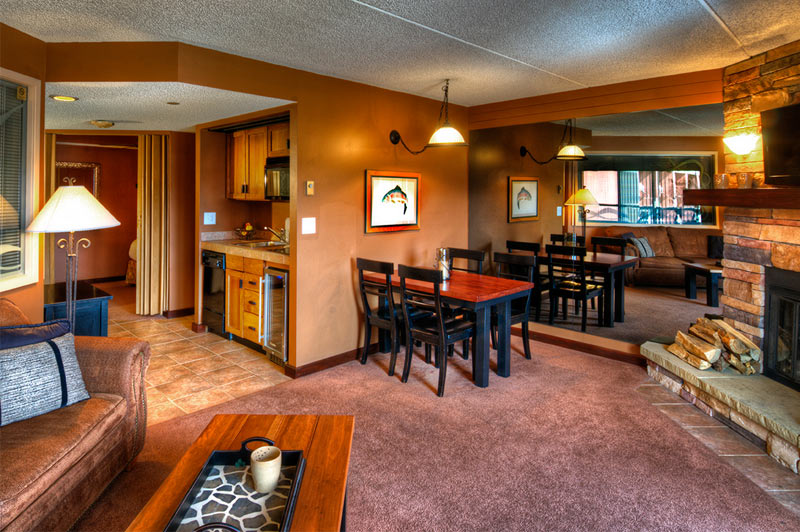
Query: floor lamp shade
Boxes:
[
  {"xmin": 27, "ymin": 186, "xmax": 120, "ymax": 233},
  {"xmin": 564, "ymin": 187, "xmax": 599, "ymax": 242}
]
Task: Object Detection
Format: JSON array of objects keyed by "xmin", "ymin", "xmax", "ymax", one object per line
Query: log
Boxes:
[
  {"xmin": 667, "ymin": 343, "xmax": 712, "ymax": 370},
  {"xmin": 698, "ymin": 318, "xmax": 752, "ymax": 358},
  {"xmin": 712, "ymin": 319, "xmax": 762, "ymax": 361},
  {"xmin": 675, "ymin": 331, "xmax": 721, "ymax": 363},
  {"xmin": 712, "ymin": 356, "xmax": 730, "ymax": 372},
  {"xmin": 689, "ymin": 324, "xmax": 723, "ymax": 348},
  {"xmin": 724, "ymin": 352, "xmax": 756, "ymax": 375}
]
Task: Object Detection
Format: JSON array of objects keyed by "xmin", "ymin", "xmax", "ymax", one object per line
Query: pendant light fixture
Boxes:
[
  {"xmin": 520, "ymin": 118, "xmax": 586, "ymax": 164},
  {"xmin": 390, "ymin": 79, "xmax": 468, "ymax": 155}
]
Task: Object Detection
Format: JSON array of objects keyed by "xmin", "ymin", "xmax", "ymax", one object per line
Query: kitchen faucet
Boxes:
[{"xmin": 264, "ymin": 226, "xmax": 288, "ymax": 244}]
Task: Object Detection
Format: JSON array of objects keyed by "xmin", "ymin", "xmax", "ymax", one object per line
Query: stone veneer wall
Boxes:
[{"xmin": 721, "ymin": 39, "xmax": 800, "ymax": 348}]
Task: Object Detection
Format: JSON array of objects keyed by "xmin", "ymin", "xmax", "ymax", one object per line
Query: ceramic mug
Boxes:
[
  {"xmin": 737, "ymin": 172, "xmax": 753, "ymax": 189},
  {"xmin": 250, "ymin": 445, "xmax": 282, "ymax": 493},
  {"xmin": 713, "ymin": 173, "xmax": 730, "ymax": 189}
]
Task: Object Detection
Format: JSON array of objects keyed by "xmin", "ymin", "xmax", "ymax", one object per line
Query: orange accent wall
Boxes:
[
  {"xmin": 53, "ymin": 135, "xmax": 138, "ymax": 282},
  {"xmin": 469, "ymin": 69, "xmax": 724, "ymax": 130}
]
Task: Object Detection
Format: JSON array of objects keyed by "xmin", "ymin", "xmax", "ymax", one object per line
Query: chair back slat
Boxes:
[
  {"xmin": 506, "ymin": 240, "xmax": 540, "ymax": 254},
  {"xmin": 399, "ymin": 264, "xmax": 446, "ymax": 339},
  {"xmin": 545, "ymin": 244, "xmax": 588, "ymax": 295},
  {"xmin": 447, "ymin": 247, "xmax": 485, "ymax": 274},
  {"xmin": 356, "ymin": 257, "xmax": 394, "ymax": 320},
  {"xmin": 591, "ymin": 236, "xmax": 627, "ymax": 256},
  {"xmin": 550, "ymin": 233, "xmax": 585, "ymax": 246}
]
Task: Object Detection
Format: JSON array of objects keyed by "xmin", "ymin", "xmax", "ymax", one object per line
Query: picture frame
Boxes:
[
  {"xmin": 56, "ymin": 161, "xmax": 100, "ymax": 197},
  {"xmin": 508, "ymin": 176, "xmax": 539, "ymax": 223},
  {"xmin": 365, "ymin": 170, "xmax": 420, "ymax": 233}
]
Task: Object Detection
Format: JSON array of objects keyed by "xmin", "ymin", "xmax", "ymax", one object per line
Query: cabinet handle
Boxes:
[
  {"xmin": 239, "ymin": 279, "xmax": 243, "ymax": 288},
  {"xmin": 248, "ymin": 300, "xmax": 257, "ymax": 305},
  {"xmin": 286, "ymin": 139, "xmax": 290, "ymax": 149},
  {"xmin": 248, "ymin": 280, "xmax": 257, "ymax": 286},
  {"xmin": 248, "ymin": 326, "xmax": 256, "ymax": 331}
]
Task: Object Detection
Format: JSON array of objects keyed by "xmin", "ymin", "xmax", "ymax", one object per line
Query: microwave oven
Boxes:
[{"xmin": 265, "ymin": 162, "xmax": 289, "ymax": 200}]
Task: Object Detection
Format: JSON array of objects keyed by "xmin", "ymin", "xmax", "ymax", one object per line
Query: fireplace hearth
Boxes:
[{"xmin": 765, "ymin": 267, "xmax": 800, "ymax": 391}]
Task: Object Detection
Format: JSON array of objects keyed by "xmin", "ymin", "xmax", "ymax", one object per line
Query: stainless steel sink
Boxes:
[{"xmin": 234, "ymin": 240, "xmax": 288, "ymax": 249}]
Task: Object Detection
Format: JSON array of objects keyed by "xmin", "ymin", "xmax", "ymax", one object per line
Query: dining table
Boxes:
[
  {"xmin": 525, "ymin": 250, "xmax": 639, "ymax": 327},
  {"xmin": 365, "ymin": 269, "xmax": 535, "ymax": 388}
]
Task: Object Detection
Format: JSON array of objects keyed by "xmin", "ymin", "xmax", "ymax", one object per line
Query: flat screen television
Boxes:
[{"xmin": 762, "ymin": 102, "xmax": 800, "ymax": 186}]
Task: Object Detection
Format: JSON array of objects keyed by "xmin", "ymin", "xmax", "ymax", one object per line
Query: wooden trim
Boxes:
[
  {"xmin": 684, "ymin": 188, "xmax": 800, "ymax": 208},
  {"xmin": 285, "ymin": 343, "xmax": 378, "ymax": 378},
  {"xmin": 469, "ymin": 69, "xmax": 723, "ymax": 130},
  {"xmin": 162, "ymin": 307, "xmax": 194, "ymax": 319},
  {"xmin": 513, "ymin": 326, "xmax": 646, "ymax": 367}
]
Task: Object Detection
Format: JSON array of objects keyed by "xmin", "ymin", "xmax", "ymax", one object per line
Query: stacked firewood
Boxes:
[{"xmin": 666, "ymin": 317, "xmax": 762, "ymax": 375}]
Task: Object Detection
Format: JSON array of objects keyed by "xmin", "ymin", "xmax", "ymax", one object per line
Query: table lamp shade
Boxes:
[
  {"xmin": 564, "ymin": 187, "xmax": 599, "ymax": 206},
  {"xmin": 27, "ymin": 186, "xmax": 120, "ymax": 233}
]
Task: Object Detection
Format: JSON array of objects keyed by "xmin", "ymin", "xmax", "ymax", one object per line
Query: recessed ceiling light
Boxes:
[
  {"xmin": 49, "ymin": 95, "xmax": 78, "ymax": 102},
  {"xmin": 166, "ymin": 101, "xmax": 180, "ymax": 105},
  {"xmin": 89, "ymin": 120, "xmax": 115, "ymax": 128}
]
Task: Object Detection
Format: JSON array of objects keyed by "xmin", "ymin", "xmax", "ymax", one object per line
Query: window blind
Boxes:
[{"xmin": 0, "ymin": 79, "xmax": 27, "ymax": 277}]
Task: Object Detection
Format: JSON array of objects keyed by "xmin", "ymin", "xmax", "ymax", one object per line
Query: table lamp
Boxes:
[
  {"xmin": 27, "ymin": 184, "xmax": 120, "ymax": 331},
  {"xmin": 564, "ymin": 187, "xmax": 598, "ymax": 243}
]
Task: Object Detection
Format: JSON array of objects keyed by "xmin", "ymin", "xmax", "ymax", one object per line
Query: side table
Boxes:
[
  {"xmin": 683, "ymin": 262, "xmax": 722, "ymax": 307},
  {"xmin": 44, "ymin": 281, "xmax": 113, "ymax": 336}
]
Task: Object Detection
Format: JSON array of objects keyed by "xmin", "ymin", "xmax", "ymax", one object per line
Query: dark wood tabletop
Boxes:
[
  {"xmin": 366, "ymin": 269, "xmax": 535, "ymax": 303},
  {"xmin": 126, "ymin": 414, "xmax": 354, "ymax": 532},
  {"xmin": 530, "ymin": 251, "xmax": 639, "ymax": 271}
]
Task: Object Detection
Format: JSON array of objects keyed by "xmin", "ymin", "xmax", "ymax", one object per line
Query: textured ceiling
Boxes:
[
  {"xmin": 44, "ymin": 82, "xmax": 292, "ymax": 131},
  {"xmin": 576, "ymin": 104, "xmax": 724, "ymax": 137},
  {"xmin": 3, "ymin": 1, "xmax": 800, "ymax": 106}
]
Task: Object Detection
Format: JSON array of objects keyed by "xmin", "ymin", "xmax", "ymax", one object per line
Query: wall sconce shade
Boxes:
[
  {"xmin": 27, "ymin": 186, "xmax": 120, "ymax": 233},
  {"xmin": 723, "ymin": 133, "xmax": 759, "ymax": 155},
  {"xmin": 389, "ymin": 79, "xmax": 467, "ymax": 155},
  {"xmin": 520, "ymin": 118, "xmax": 586, "ymax": 165}
]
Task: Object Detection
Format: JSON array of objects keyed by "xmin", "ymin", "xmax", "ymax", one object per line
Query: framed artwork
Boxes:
[
  {"xmin": 508, "ymin": 176, "xmax": 539, "ymax": 223},
  {"xmin": 56, "ymin": 161, "xmax": 100, "ymax": 197},
  {"xmin": 365, "ymin": 170, "xmax": 420, "ymax": 233}
]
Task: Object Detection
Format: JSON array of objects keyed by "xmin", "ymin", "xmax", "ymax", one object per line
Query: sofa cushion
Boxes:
[
  {"xmin": 606, "ymin": 226, "xmax": 674, "ymax": 257},
  {"xmin": 667, "ymin": 227, "xmax": 722, "ymax": 258},
  {"xmin": 629, "ymin": 236, "xmax": 655, "ymax": 258},
  {"xmin": 638, "ymin": 256, "xmax": 688, "ymax": 271},
  {"xmin": 0, "ymin": 321, "xmax": 90, "ymax": 426},
  {"xmin": 0, "ymin": 393, "xmax": 125, "ymax": 528},
  {"xmin": 0, "ymin": 298, "xmax": 30, "ymax": 327}
]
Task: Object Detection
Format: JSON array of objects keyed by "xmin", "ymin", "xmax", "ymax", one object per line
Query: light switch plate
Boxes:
[
  {"xmin": 556, "ymin": 206, "xmax": 563, "ymax": 216},
  {"xmin": 203, "ymin": 212, "xmax": 216, "ymax": 225},
  {"xmin": 306, "ymin": 180, "xmax": 315, "ymax": 196},
  {"xmin": 301, "ymin": 217, "xmax": 316, "ymax": 235}
]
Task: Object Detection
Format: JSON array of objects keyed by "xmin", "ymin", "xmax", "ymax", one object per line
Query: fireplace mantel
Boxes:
[{"xmin": 684, "ymin": 188, "xmax": 800, "ymax": 209}]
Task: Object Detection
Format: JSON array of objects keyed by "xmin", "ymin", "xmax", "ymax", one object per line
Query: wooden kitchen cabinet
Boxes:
[
  {"xmin": 225, "ymin": 269, "xmax": 244, "ymax": 338},
  {"xmin": 246, "ymin": 127, "xmax": 267, "ymax": 200},
  {"xmin": 229, "ymin": 131, "xmax": 248, "ymax": 200},
  {"xmin": 267, "ymin": 122, "xmax": 290, "ymax": 158}
]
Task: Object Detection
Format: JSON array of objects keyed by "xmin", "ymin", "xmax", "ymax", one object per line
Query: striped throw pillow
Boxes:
[{"xmin": 0, "ymin": 320, "xmax": 89, "ymax": 426}]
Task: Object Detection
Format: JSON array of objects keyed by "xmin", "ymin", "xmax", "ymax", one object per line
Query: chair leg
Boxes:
[
  {"xmin": 574, "ymin": 299, "xmax": 580, "ymax": 315},
  {"xmin": 549, "ymin": 293, "xmax": 556, "ymax": 325},
  {"xmin": 591, "ymin": 297, "xmax": 596, "ymax": 310},
  {"xmin": 490, "ymin": 325, "xmax": 497, "ymax": 350},
  {"xmin": 461, "ymin": 339, "xmax": 470, "ymax": 360},
  {"xmin": 598, "ymin": 293, "xmax": 604, "ymax": 326},
  {"xmin": 437, "ymin": 342, "xmax": 448, "ymax": 397},
  {"xmin": 521, "ymin": 321, "xmax": 531, "ymax": 360},
  {"xmin": 425, "ymin": 343, "xmax": 432, "ymax": 364},
  {"xmin": 360, "ymin": 323, "xmax": 371, "ymax": 364},
  {"xmin": 433, "ymin": 346, "xmax": 440, "ymax": 368},
  {"xmin": 448, "ymin": 344, "xmax": 455, "ymax": 358},
  {"xmin": 534, "ymin": 292, "xmax": 542, "ymax": 322},
  {"xmin": 388, "ymin": 325, "xmax": 398, "ymax": 376},
  {"xmin": 562, "ymin": 296, "xmax": 568, "ymax": 319},
  {"xmin": 401, "ymin": 332, "xmax": 413, "ymax": 383},
  {"xmin": 581, "ymin": 297, "xmax": 588, "ymax": 332}
]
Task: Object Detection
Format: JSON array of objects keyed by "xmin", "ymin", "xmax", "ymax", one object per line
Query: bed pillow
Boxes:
[
  {"xmin": 0, "ymin": 320, "xmax": 90, "ymax": 426},
  {"xmin": 629, "ymin": 236, "xmax": 655, "ymax": 258}
]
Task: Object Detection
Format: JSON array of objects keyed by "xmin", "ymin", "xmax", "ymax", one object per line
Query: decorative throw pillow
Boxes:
[
  {"xmin": 708, "ymin": 235, "xmax": 724, "ymax": 260},
  {"xmin": 628, "ymin": 236, "xmax": 656, "ymax": 258},
  {"xmin": 0, "ymin": 320, "xmax": 89, "ymax": 426}
]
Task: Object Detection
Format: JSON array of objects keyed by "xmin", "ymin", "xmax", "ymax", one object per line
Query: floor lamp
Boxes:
[
  {"xmin": 27, "ymin": 184, "xmax": 120, "ymax": 332},
  {"xmin": 564, "ymin": 187, "xmax": 598, "ymax": 243}
]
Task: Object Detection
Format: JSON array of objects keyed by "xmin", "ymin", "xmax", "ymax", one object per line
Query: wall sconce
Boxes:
[
  {"xmin": 389, "ymin": 79, "xmax": 468, "ymax": 155},
  {"xmin": 723, "ymin": 133, "xmax": 759, "ymax": 155},
  {"xmin": 520, "ymin": 118, "xmax": 586, "ymax": 164}
]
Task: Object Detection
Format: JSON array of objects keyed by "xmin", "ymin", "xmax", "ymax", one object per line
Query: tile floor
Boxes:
[
  {"xmin": 98, "ymin": 281, "xmax": 290, "ymax": 426},
  {"xmin": 636, "ymin": 378, "xmax": 800, "ymax": 518}
]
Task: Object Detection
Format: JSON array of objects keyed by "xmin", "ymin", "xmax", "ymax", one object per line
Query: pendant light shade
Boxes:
[
  {"xmin": 520, "ymin": 118, "xmax": 586, "ymax": 164},
  {"xmin": 390, "ymin": 79, "xmax": 467, "ymax": 154},
  {"xmin": 556, "ymin": 144, "xmax": 587, "ymax": 161}
]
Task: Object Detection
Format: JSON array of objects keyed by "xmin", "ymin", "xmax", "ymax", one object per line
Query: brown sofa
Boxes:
[
  {"xmin": 0, "ymin": 299, "xmax": 150, "ymax": 532},
  {"xmin": 604, "ymin": 226, "xmax": 722, "ymax": 286}
]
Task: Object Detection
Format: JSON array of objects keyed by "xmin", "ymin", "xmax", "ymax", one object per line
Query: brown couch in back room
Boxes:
[
  {"xmin": 0, "ymin": 299, "xmax": 150, "ymax": 532},
  {"xmin": 603, "ymin": 226, "xmax": 722, "ymax": 286}
]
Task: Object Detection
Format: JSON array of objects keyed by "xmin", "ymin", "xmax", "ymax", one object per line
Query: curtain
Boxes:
[{"xmin": 136, "ymin": 134, "xmax": 169, "ymax": 315}]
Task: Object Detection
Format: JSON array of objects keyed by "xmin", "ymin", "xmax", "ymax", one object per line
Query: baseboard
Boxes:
[
  {"xmin": 513, "ymin": 324, "xmax": 645, "ymax": 367},
  {"xmin": 83, "ymin": 275, "xmax": 126, "ymax": 284},
  {"xmin": 285, "ymin": 343, "xmax": 379, "ymax": 379},
  {"xmin": 162, "ymin": 307, "xmax": 194, "ymax": 319}
]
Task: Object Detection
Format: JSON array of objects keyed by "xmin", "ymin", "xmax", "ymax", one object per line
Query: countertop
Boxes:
[{"xmin": 200, "ymin": 239, "xmax": 290, "ymax": 267}]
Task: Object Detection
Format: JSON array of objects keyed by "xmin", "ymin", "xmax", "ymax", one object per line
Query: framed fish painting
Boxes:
[
  {"xmin": 508, "ymin": 177, "xmax": 539, "ymax": 223},
  {"xmin": 365, "ymin": 170, "xmax": 421, "ymax": 233}
]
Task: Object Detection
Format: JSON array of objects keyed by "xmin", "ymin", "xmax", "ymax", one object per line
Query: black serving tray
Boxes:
[{"xmin": 164, "ymin": 437, "xmax": 306, "ymax": 532}]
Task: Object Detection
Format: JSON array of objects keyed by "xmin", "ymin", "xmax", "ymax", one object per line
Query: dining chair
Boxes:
[
  {"xmin": 506, "ymin": 240, "xmax": 540, "ymax": 254},
  {"xmin": 447, "ymin": 247, "xmax": 485, "ymax": 274},
  {"xmin": 356, "ymin": 258, "xmax": 401, "ymax": 375},
  {"xmin": 545, "ymin": 244, "xmax": 604, "ymax": 332},
  {"xmin": 491, "ymin": 252, "xmax": 535, "ymax": 359},
  {"xmin": 550, "ymin": 233, "xmax": 586, "ymax": 246},
  {"xmin": 591, "ymin": 236, "xmax": 628, "ymax": 256},
  {"xmin": 505, "ymin": 241, "xmax": 548, "ymax": 322},
  {"xmin": 398, "ymin": 265, "xmax": 474, "ymax": 397}
]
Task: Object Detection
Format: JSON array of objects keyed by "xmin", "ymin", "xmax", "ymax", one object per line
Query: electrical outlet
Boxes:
[
  {"xmin": 556, "ymin": 206, "xmax": 563, "ymax": 216},
  {"xmin": 203, "ymin": 212, "xmax": 216, "ymax": 225},
  {"xmin": 306, "ymin": 180, "xmax": 315, "ymax": 196}
]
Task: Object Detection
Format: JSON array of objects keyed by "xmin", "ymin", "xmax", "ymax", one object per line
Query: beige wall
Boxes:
[{"xmin": 468, "ymin": 122, "xmax": 571, "ymax": 262}]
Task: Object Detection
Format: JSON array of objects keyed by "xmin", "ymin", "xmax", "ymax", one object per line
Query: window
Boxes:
[
  {"xmin": 0, "ymin": 69, "xmax": 39, "ymax": 291},
  {"xmin": 579, "ymin": 154, "xmax": 716, "ymax": 226}
]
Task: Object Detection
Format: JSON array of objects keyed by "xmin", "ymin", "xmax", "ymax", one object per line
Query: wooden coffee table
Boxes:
[
  {"xmin": 126, "ymin": 414, "xmax": 354, "ymax": 532},
  {"xmin": 684, "ymin": 262, "xmax": 722, "ymax": 307}
]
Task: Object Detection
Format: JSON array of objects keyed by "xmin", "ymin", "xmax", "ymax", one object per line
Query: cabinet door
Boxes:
[
  {"xmin": 246, "ymin": 127, "xmax": 268, "ymax": 200},
  {"xmin": 268, "ymin": 122, "xmax": 290, "ymax": 158},
  {"xmin": 225, "ymin": 269, "xmax": 244, "ymax": 338},
  {"xmin": 229, "ymin": 130, "xmax": 248, "ymax": 200}
]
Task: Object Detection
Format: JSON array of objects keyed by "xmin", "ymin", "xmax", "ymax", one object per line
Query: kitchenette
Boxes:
[{"xmin": 195, "ymin": 107, "xmax": 295, "ymax": 369}]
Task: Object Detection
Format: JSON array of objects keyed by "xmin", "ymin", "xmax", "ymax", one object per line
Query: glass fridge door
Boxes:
[{"xmin": 263, "ymin": 268, "xmax": 288, "ymax": 362}]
